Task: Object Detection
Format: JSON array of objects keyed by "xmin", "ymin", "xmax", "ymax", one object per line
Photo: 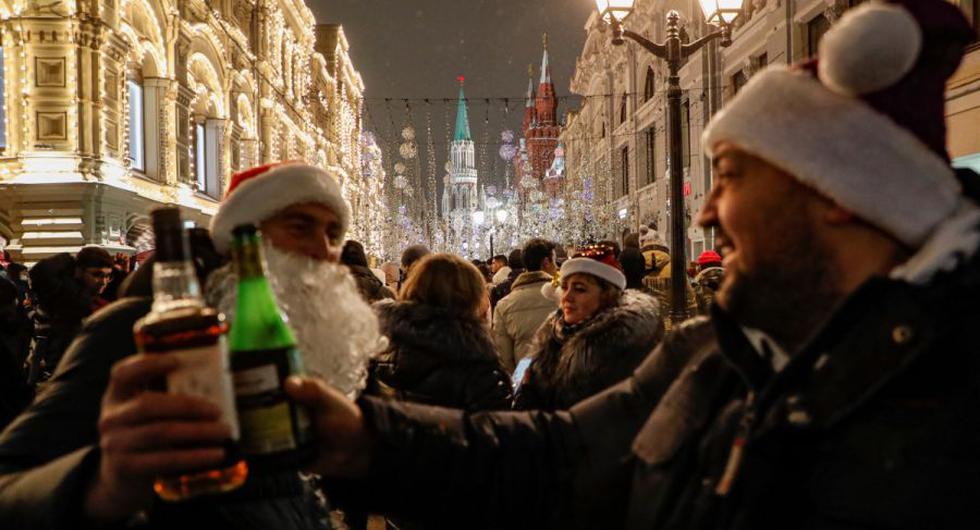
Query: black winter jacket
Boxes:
[
  {"xmin": 368, "ymin": 300, "xmax": 512, "ymax": 411},
  {"xmin": 0, "ymin": 297, "xmax": 330, "ymax": 529},
  {"xmin": 514, "ymin": 290, "xmax": 662, "ymax": 410},
  {"xmin": 327, "ymin": 255, "xmax": 980, "ymax": 529}
]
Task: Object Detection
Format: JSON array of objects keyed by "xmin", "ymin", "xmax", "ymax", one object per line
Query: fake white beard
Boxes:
[{"xmin": 207, "ymin": 241, "xmax": 385, "ymax": 398}]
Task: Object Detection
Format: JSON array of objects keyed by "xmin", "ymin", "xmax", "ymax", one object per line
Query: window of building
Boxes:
[
  {"xmin": 127, "ymin": 79, "xmax": 145, "ymax": 171},
  {"xmin": 195, "ymin": 122, "xmax": 207, "ymax": 192},
  {"xmin": 681, "ymin": 98, "xmax": 691, "ymax": 170},
  {"xmin": 620, "ymin": 94, "xmax": 628, "ymax": 124},
  {"xmin": 621, "ymin": 146, "xmax": 630, "ymax": 196},
  {"xmin": 0, "ymin": 48, "xmax": 6, "ymax": 149},
  {"xmin": 732, "ymin": 70, "xmax": 748, "ymax": 95},
  {"xmin": 643, "ymin": 67, "xmax": 655, "ymax": 102},
  {"xmin": 807, "ymin": 14, "xmax": 832, "ymax": 58},
  {"xmin": 644, "ymin": 128, "xmax": 656, "ymax": 186}
]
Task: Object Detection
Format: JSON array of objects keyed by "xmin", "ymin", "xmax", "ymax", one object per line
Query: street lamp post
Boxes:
[{"xmin": 595, "ymin": 0, "xmax": 741, "ymax": 325}]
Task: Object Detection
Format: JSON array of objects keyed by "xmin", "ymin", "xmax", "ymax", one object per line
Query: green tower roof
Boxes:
[{"xmin": 454, "ymin": 76, "xmax": 471, "ymax": 142}]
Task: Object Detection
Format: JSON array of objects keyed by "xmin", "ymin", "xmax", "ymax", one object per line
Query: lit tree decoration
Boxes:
[
  {"xmin": 401, "ymin": 126, "xmax": 416, "ymax": 141},
  {"xmin": 520, "ymin": 174, "xmax": 538, "ymax": 190},
  {"xmin": 394, "ymin": 161, "xmax": 406, "ymax": 175},
  {"xmin": 399, "ymin": 141, "xmax": 418, "ymax": 159},
  {"xmin": 394, "ymin": 174, "xmax": 408, "ymax": 189}
]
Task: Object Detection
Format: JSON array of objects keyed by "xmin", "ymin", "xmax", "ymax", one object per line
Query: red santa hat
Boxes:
[
  {"xmin": 209, "ymin": 162, "xmax": 350, "ymax": 254},
  {"xmin": 560, "ymin": 244, "xmax": 627, "ymax": 290},
  {"xmin": 697, "ymin": 250, "xmax": 722, "ymax": 267},
  {"xmin": 703, "ymin": 0, "xmax": 974, "ymax": 247}
]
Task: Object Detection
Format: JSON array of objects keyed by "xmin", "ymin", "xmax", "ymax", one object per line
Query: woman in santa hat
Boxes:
[{"xmin": 513, "ymin": 244, "xmax": 663, "ymax": 411}]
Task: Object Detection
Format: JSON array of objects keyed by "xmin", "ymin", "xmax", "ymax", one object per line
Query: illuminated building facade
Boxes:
[{"xmin": 0, "ymin": 0, "xmax": 370, "ymax": 264}]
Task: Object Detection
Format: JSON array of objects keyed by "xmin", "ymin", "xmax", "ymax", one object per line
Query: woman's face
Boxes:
[{"xmin": 561, "ymin": 273, "xmax": 603, "ymax": 325}]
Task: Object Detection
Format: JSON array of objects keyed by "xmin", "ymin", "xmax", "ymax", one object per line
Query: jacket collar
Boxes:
[
  {"xmin": 511, "ymin": 270, "xmax": 553, "ymax": 290},
  {"xmin": 711, "ymin": 276, "xmax": 940, "ymax": 430}
]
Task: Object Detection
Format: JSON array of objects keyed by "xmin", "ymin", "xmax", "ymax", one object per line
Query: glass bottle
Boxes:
[
  {"xmin": 134, "ymin": 207, "xmax": 247, "ymax": 501},
  {"xmin": 229, "ymin": 224, "xmax": 313, "ymax": 472}
]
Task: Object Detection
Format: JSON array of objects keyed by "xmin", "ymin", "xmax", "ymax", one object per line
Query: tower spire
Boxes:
[
  {"xmin": 526, "ymin": 64, "xmax": 535, "ymax": 108},
  {"xmin": 454, "ymin": 75, "xmax": 471, "ymax": 141},
  {"xmin": 540, "ymin": 33, "xmax": 551, "ymax": 85}
]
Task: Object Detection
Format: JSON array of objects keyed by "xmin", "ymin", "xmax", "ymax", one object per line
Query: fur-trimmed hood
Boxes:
[{"xmin": 516, "ymin": 290, "xmax": 663, "ymax": 410}]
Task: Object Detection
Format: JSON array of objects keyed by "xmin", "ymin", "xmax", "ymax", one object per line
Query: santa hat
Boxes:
[
  {"xmin": 560, "ymin": 245, "xmax": 627, "ymax": 290},
  {"xmin": 697, "ymin": 250, "xmax": 722, "ymax": 267},
  {"xmin": 209, "ymin": 162, "xmax": 350, "ymax": 254},
  {"xmin": 703, "ymin": 0, "xmax": 974, "ymax": 247}
]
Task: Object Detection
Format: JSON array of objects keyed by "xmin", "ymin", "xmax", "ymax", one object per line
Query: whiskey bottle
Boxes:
[{"xmin": 134, "ymin": 207, "xmax": 246, "ymax": 501}]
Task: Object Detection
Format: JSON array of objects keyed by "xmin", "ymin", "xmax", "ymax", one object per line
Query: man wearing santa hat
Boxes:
[
  {"xmin": 271, "ymin": 2, "xmax": 980, "ymax": 529},
  {"xmin": 0, "ymin": 162, "xmax": 381, "ymax": 528}
]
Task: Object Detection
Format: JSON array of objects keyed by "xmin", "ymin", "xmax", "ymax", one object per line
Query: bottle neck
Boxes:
[
  {"xmin": 151, "ymin": 260, "xmax": 203, "ymax": 313},
  {"xmin": 233, "ymin": 234, "xmax": 265, "ymax": 280}
]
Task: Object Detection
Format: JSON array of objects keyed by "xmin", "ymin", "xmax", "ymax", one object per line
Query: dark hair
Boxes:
[
  {"xmin": 507, "ymin": 248, "xmax": 524, "ymax": 269},
  {"xmin": 401, "ymin": 244, "xmax": 431, "ymax": 269},
  {"xmin": 75, "ymin": 246, "xmax": 113, "ymax": 270},
  {"xmin": 522, "ymin": 238, "xmax": 556, "ymax": 272},
  {"xmin": 0, "ymin": 277, "xmax": 17, "ymax": 307},
  {"xmin": 597, "ymin": 240, "xmax": 621, "ymax": 259},
  {"xmin": 623, "ymin": 232, "xmax": 640, "ymax": 250},
  {"xmin": 341, "ymin": 240, "xmax": 369, "ymax": 267},
  {"xmin": 476, "ymin": 262, "xmax": 493, "ymax": 283},
  {"xmin": 491, "ymin": 255, "xmax": 508, "ymax": 266},
  {"xmin": 619, "ymin": 248, "xmax": 646, "ymax": 290}
]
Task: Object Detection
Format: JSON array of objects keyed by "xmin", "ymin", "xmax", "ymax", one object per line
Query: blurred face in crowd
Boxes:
[
  {"xmin": 698, "ymin": 142, "xmax": 839, "ymax": 347},
  {"xmin": 560, "ymin": 273, "xmax": 603, "ymax": 325},
  {"xmin": 491, "ymin": 258, "xmax": 505, "ymax": 274},
  {"xmin": 260, "ymin": 202, "xmax": 343, "ymax": 263},
  {"xmin": 77, "ymin": 266, "xmax": 112, "ymax": 296},
  {"xmin": 542, "ymin": 251, "xmax": 558, "ymax": 276}
]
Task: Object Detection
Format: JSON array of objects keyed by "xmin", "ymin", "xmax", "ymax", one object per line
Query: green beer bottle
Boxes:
[{"xmin": 229, "ymin": 224, "xmax": 314, "ymax": 471}]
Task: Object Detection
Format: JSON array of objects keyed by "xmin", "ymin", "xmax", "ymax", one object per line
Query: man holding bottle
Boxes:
[{"xmin": 0, "ymin": 162, "xmax": 382, "ymax": 528}]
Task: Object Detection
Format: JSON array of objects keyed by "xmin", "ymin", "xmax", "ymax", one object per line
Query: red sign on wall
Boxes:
[{"xmin": 683, "ymin": 182, "xmax": 692, "ymax": 197}]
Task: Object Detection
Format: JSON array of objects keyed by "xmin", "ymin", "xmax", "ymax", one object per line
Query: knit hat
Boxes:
[
  {"xmin": 560, "ymin": 244, "xmax": 627, "ymax": 290},
  {"xmin": 697, "ymin": 250, "xmax": 722, "ymax": 267},
  {"xmin": 702, "ymin": 0, "xmax": 974, "ymax": 247},
  {"xmin": 209, "ymin": 162, "xmax": 350, "ymax": 254}
]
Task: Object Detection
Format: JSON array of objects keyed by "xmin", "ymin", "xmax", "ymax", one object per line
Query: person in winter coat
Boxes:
[
  {"xmin": 341, "ymin": 239, "xmax": 395, "ymax": 303},
  {"xmin": 618, "ymin": 247, "xmax": 652, "ymax": 295},
  {"xmin": 369, "ymin": 253, "xmax": 512, "ymax": 411},
  {"xmin": 492, "ymin": 238, "xmax": 559, "ymax": 374},
  {"xmin": 639, "ymin": 227, "xmax": 698, "ymax": 328},
  {"xmin": 266, "ymin": 5, "xmax": 980, "ymax": 530},
  {"xmin": 693, "ymin": 250, "xmax": 724, "ymax": 314},
  {"xmin": 490, "ymin": 248, "xmax": 524, "ymax": 308},
  {"xmin": 0, "ymin": 162, "xmax": 382, "ymax": 529},
  {"xmin": 25, "ymin": 253, "xmax": 92, "ymax": 386},
  {"xmin": 513, "ymin": 244, "xmax": 663, "ymax": 411},
  {"xmin": 0, "ymin": 278, "xmax": 31, "ymax": 430}
]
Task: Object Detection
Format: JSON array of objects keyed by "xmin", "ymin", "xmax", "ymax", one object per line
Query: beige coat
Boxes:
[{"xmin": 491, "ymin": 271, "xmax": 557, "ymax": 373}]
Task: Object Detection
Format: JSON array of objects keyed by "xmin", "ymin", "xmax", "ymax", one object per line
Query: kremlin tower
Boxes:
[
  {"xmin": 518, "ymin": 33, "xmax": 563, "ymax": 197},
  {"xmin": 442, "ymin": 76, "xmax": 479, "ymax": 217}
]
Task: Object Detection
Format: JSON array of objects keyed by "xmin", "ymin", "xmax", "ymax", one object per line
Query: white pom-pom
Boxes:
[{"xmin": 818, "ymin": 3, "xmax": 922, "ymax": 96}]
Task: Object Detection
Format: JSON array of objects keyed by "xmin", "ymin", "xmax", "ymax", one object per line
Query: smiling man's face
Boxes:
[{"xmin": 698, "ymin": 142, "xmax": 839, "ymax": 347}]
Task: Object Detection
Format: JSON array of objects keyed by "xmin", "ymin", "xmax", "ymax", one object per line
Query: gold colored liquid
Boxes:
[
  {"xmin": 135, "ymin": 307, "xmax": 248, "ymax": 501},
  {"xmin": 153, "ymin": 459, "xmax": 248, "ymax": 501}
]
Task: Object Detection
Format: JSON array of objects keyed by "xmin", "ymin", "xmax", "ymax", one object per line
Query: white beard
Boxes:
[{"xmin": 206, "ymin": 241, "xmax": 385, "ymax": 398}]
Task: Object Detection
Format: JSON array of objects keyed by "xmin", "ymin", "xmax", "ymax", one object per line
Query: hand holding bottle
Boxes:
[
  {"xmin": 84, "ymin": 354, "xmax": 232, "ymax": 522},
  {"xmin": 283, "ymin": 376, "xmax": 374, "ymax": 479}
]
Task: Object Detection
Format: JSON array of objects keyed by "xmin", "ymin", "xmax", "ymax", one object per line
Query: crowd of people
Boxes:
[{"xmin": 1, "ymin": 1, "xmax": 979, "ymax": 528}]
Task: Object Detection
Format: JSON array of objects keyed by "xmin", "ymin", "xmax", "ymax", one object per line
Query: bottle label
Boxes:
[
  {"xmin": 232, "ymin": 348, "xmax": 311, "ymax": 456},
  {"xmin": 165, "ymin": 339, "xmax": 240, "ymax": 441}
]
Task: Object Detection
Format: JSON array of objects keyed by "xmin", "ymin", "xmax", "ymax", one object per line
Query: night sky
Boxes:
[{"xmin": 308, "ymin": 0, "xmax": 596, "ymax": 193}]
